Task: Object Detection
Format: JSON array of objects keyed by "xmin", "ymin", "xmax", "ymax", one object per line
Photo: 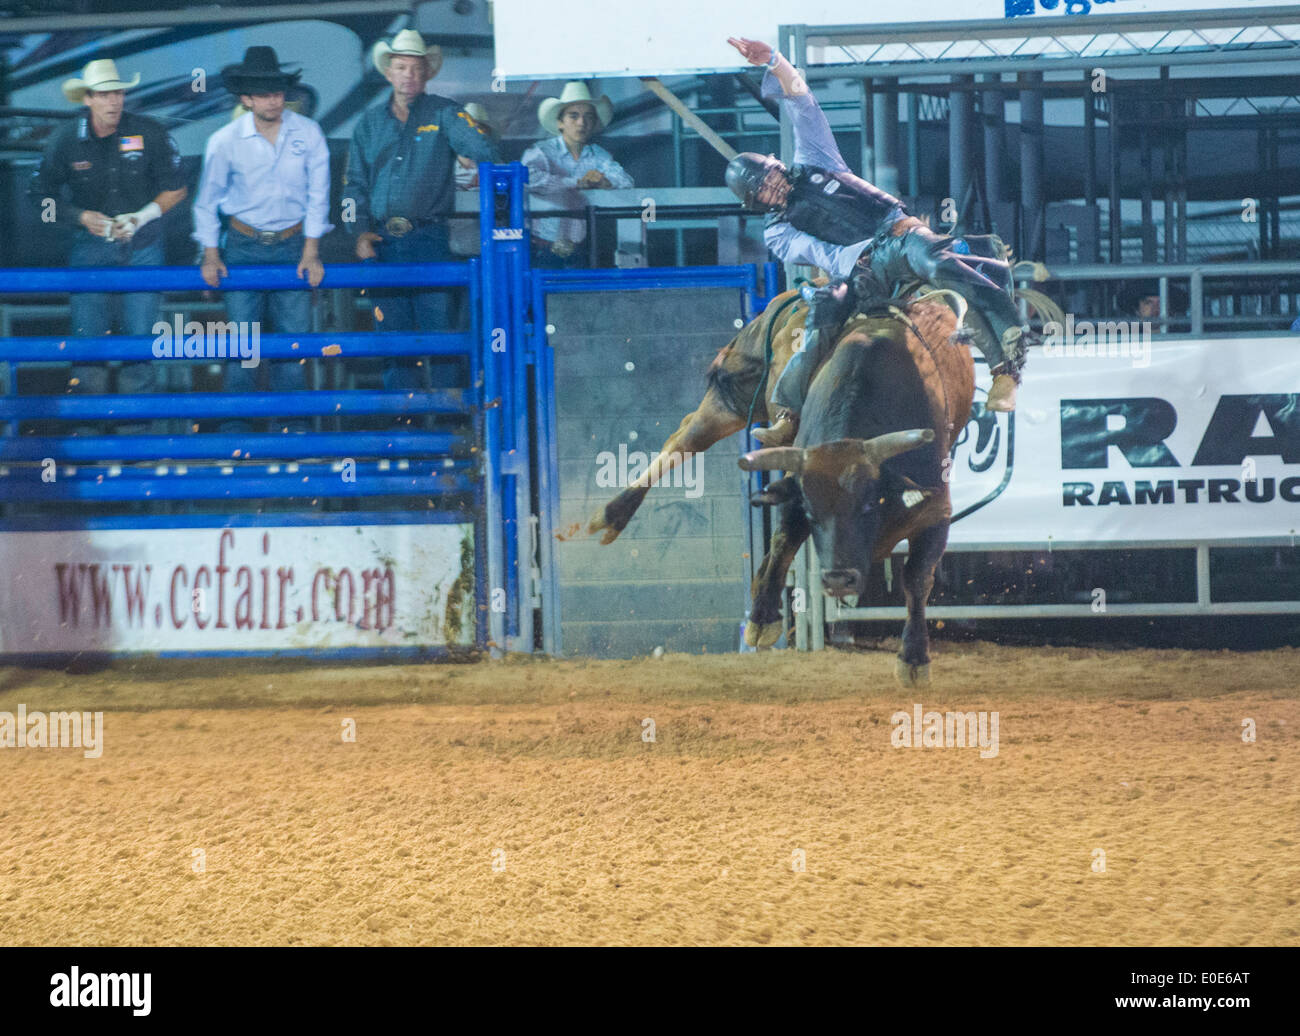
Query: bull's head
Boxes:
[{"xmin": 740, "ymin": 428, "xmax": 935, "ymax": 600}]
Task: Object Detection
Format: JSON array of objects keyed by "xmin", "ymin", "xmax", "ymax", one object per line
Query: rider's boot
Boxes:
[
  {"xmin": 985, "ymin": 327, "xmax": 1024, "ymax": 413},
  {"xmin": 753, "ymin": 408, "xmax": 798, "ymax": 446}
]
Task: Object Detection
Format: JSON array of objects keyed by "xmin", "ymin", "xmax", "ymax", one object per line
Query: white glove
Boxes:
[{"xmin": 111, "ymin": 202, "xmax": 162, "ymax": 241}]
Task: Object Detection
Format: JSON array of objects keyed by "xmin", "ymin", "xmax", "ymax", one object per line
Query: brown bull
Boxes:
[
  {"xmin": 570, "ymin": 290, "xmax": 973, "ymax": 686},
  {"xmin": 738, "ymin": 299, "xmax": 973, "ymax": 686}
]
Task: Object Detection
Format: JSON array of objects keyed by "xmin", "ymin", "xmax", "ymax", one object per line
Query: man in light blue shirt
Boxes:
[
  {"xmin": 193, "ymin": 47, "xmax": 332, "ymax": 431},
  {"xmin": 522, "ymin": 81, "xmax": 633, "ymax": 269}
]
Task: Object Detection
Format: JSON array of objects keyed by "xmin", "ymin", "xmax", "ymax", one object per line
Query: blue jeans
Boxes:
[
  {"xmin": 68, "ymin": 233, "xmax": 163, "ymax": 395},
  {"xmin": 371, "ymin": 223, "xmax": 459, "ymax": 391},
  {"xmin": 220, "ymin": 232, "xmax": 311, "ymax": 432}
]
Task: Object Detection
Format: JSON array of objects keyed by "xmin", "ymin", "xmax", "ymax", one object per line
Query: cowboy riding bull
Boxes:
[{"xmin": 571, "ymin": 37, "xmax": 1038, "ymax": 683}]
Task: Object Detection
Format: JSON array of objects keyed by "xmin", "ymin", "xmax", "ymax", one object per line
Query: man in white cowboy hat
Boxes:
[
  {"xmin": 521, "ymin": 81, "xmax": 634, "ymax": 269},
  {"xmin": 192, "ymin": 46, "xmax": 333, "ymax": 433},
  {"xmin": 345, "ymin": 28, "xmax": 500, "ymax": 392},
  {"xmin": 29, "ymin": 58, "xmax": 187, "ymax": 413}
]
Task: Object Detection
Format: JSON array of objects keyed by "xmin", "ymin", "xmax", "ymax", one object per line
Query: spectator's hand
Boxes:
[
  {"xmin": 79, "ymin": 210, "xmax": 113, "ymax": 238},
  {"xmin": 578, "ymin": 170, "xmax": 609, "ymax": 189},
  {"xmin": 355, "ymin": 231, "xmax": 382, "ymax": 261},
  {"xmin": 298, "ymin": 254, "xmax": 324, "ymax": 288},
  {"xmin": 727, "ymin": 36, "xmax": 773, "ymax": 67},
  {"xmin": 200, "ymin": 254, "xmax": 227, "ymax": 289},
  {"xmin": 109, "ymin": 214, "xmax": 136, "ymax": 241}
]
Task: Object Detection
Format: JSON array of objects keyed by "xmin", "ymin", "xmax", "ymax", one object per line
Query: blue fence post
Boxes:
[{"xmin": 478, "ymin": 161, "xmax": 536, "ymax": 654}]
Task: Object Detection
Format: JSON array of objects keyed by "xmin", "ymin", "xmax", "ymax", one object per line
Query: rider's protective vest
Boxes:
[{"xmin": 778, "ymin": 165, "xmax": 905, "ymax": 246}]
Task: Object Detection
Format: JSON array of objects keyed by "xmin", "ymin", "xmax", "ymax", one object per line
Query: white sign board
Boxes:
[
  {"xmin": 949, "ymin": 336, "xmax": 1300, "ymax": 545},
  {"xmin": 492, "ymin": 0, "xmax": 1275, "ymax": 79},
  {"xmin": 0, "ymin": 523, "xmax": 476, "ymax": 654}
]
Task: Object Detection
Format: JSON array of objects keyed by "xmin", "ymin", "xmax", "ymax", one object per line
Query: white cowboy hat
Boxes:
[
  {"xmin": 62, "ymin": 59, "xmax": 141, "ymax": 104},
  {"xmin": 538, "ymin": 81, "xmax": 614, "ymax": 135},
  {"xmin": 462, "ymin": 102, "xmax": 492, "ymax": 130},
  {"xmin": 371, "ymin": 29, "xmax": 443, "ymax": 78}
]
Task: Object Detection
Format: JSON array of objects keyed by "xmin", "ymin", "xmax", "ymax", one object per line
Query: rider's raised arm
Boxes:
[{"xmin": 761, "ymin": 56, "xmax": 849, "ymax": 174}]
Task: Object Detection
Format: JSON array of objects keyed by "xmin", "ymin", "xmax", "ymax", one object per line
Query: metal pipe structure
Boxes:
[
  {"xmin": 1018, "ymin": 71, "xmax": 1045, "ymax": 262},
  {"xmin": 906, "ymin": 93, "xmax": 920, "ymax": 199},
  {"xmin": 873, "ymin": 88, "xmax": 901, "ymax": 199},
  {"xmin": 949, "ymin": 75, "xmax": 974, "ymax": 235},
  {"xmin": 982, "ymin": 77, "xmax": 1004, "ymax": 236},
  {"xmin": 860, "ymin": 79, "xmax": 875, "ymax": 182}
]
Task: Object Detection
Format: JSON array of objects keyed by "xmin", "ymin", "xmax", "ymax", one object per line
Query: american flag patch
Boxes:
[{"xmin": 119, "ymin": 135, "xmax": 144, "ymax": 152}]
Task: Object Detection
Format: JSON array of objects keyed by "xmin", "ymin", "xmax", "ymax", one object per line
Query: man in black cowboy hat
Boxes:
[
  {"xmin": 193, "ymin": 46, "xmax": 333, "ymax": 432},
  {"xmin": 725, "ymin": 36, "xmax": 1034, "ymax": 445}
]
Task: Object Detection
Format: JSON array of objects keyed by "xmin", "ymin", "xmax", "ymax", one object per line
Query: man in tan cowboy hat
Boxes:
[
  {"xmin": 344, "ymin": 28, "xmax": 500, "ymax": 392},
  {"xmin": 521, "ymin": 81, "xmax": 634, "ymax": 269},
  {"xmin": 29, "ymin": 58, "xmax": 187, "ymax": 417},
  {"xmin": 192, "ymin": 45, "xmax": 333, "ymax": 433}
]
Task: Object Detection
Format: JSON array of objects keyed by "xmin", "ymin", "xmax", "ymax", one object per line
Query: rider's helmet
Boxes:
[{"xmin": 726, "ymin": 152, "xmax": 790, "ymax": 211}]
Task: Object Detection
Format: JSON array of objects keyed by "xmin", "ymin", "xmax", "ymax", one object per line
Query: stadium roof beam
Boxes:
[{"xmin": 0, "ymin": 0, "xmax": 415, "ymax": 33}]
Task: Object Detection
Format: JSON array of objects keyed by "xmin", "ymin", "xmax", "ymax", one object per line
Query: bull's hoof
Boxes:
[
  {"xmin": 895, "ymin": 658, "xmax": 931, "ymax": 688},
  {"xmin": 744, "ymin": 620, "xmax": 783, "ymax": 649},
  {"xmin": 585, "ymin": 509, "xmax": 623, "ymax": 545}
]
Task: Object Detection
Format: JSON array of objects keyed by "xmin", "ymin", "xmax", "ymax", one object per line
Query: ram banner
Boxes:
[{"xmin": 949, "ymin": 337, "xmax": 1300, "ymax": 545}]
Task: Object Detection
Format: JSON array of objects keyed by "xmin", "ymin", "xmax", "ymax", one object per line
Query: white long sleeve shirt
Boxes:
[
  {"xmin": 520, "ymin": 134, "xmax": 633, "ymax": 246},
  {"xmin": 192, "ymin": 110, "xmax": 333, "ymax": 248}
]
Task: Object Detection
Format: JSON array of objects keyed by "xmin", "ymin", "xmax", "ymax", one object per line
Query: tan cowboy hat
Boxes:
[
  {"xmin": 62, "ymin": 59, "xmax": 141, "ymax": 103},
  {"xmin": 371, "ymin": 29, "xmax": 443, "ymax": 78},
  {"xmin": 538, "ymin": 81, "xmax": 614, "ymax": 135}
]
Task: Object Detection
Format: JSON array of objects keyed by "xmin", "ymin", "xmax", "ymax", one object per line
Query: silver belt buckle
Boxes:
[
  {"xmin": 385, "ymin": 216, "xmax": 413, "ymax": 238},
  {"xmin": 257, "ymin": 230, "xmax": 278, "ymax": 245}
]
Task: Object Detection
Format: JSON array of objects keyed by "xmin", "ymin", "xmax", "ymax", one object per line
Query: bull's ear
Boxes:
[
  {"xmin": 897, "ymin": 475, "xmax": 939, "ymax": 509},
  {"xmin": 749, "ymin": 476, "xmax": 799, "ymax": 508}
]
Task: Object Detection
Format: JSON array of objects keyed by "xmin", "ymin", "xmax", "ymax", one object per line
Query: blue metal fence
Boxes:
[{"xmin": 0, "ymin": 161, "xmax": 780, "ymax": 658}]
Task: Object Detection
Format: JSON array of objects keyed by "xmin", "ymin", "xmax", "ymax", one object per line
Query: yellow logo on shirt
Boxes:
[
  {"xmin": 457, "ymin": 111, "xmax": 486, "ymax": 132},
  {"xmin": 415, "ymin": 124, "xmax": 438, "ymax": 133}
]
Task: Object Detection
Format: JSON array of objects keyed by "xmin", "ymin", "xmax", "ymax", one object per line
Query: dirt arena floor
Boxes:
[{"xmin": 1, "ymin": 642, "xmax": 1296, "ymax": 946}]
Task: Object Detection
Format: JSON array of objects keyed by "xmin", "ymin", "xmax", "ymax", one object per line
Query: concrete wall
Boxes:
[{"xmin": 548, "ymin": 288, "xmax": 751, "ymax": 658}]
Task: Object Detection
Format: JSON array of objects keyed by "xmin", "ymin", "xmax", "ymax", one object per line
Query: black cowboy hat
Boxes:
[{"xmin": 221, "ymin": 46, "xmax": 302, "ymax": 95}]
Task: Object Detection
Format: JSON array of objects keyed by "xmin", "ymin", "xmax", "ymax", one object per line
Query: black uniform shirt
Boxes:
[{"xmin": 29, "ymin": 110, "xmax": 184, "ymax": 243}]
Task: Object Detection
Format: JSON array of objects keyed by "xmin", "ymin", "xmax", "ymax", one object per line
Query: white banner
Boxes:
[
  {"xmin": 949, "ymin": 336, "xmax": 1300, "ymax": 545},
  {"xmin": 0, "ymin": 523, "xmax": 476, "ymax": 654},
  {"xmin": 492, "ymin": 0, "xmax": 1274, "ymax": 79}
]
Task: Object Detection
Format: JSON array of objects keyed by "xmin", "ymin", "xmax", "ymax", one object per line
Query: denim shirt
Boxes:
[{"xmin": 344, "ymin": 92, "xmax": 500, "ymax": 233}]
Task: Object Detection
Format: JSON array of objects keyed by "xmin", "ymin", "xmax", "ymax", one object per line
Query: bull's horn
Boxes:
[
  {"xmin": 738, "ymin": 446, "xmax": 805, "ymax": 473},
  {"xmin": 859, "ymin": 428, "xmax": 935, "ymax": 469}
]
